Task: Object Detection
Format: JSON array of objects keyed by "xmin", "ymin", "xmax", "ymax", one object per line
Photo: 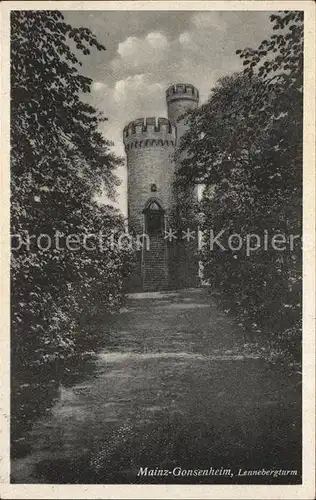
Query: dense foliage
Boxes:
[
  {"xmin": 176, "ymin": 11, "xmax": 303, "ymax": 362},
  {"xmin": 11, "ymin": 11, "xmax": 131, "ymax": 367}
]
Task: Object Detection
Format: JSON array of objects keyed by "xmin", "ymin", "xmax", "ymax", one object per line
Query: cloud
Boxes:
[
  {"xmin": 117, "ymin": 31, "xmax": 168, "ymax": 58},
  {"xmin": 113, "ymin": 31, "xmax": 169, "ymax": 75},
  {"xmin": 191, "ymin": 12, "xmax": 227, "ymax": 31},
  {"xmin": 117, "ymin": 36, "xmax": 141, "ymax": 58},
  {"xmin": 146, "ymin": 31, "xmax": 169, "ymax": 49},
  {"xmin": 179, "ymin": 31, "xmax": 191, "ymax": 45},
  {"xmin": 114, "ymin": 73, "xmax": 147, "ymax": 98},
  {"xmin": 108, "ymin": 65, "xmax": 171, "ymax": 113},
  {"xmin": 92, "ymin": 81, "xmax": 108, "ymax": 91},
  {"xmin": 109, "ymin": 16, "xmax": 234, "ymax": 103}
]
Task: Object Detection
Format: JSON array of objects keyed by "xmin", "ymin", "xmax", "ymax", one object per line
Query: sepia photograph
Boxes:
[{"xmin": 0, "ymin": 1, "xmax": 315, "ymax": 498}]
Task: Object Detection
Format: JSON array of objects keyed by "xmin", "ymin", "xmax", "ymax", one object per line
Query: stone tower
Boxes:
[
  {"xmin": 123, "ymin": 117, "xmax": 176, "ymax": 235},
  {"xmin": 123, "ymin": 83, "xmax": 199, "ymax": 291}
]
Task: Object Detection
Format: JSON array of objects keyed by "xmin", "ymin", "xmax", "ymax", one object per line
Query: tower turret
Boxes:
[{"xmin": 166, "ymin": 83, "xmax": 199, "ymax": 144}]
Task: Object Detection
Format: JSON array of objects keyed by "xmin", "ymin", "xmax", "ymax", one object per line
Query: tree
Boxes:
[
  {"xmin": 11, "ymin": 11, "xmax": 131, "ymax": 367},
  {"xmin": 176, "ymin": 11, "xmax": 303, "ymax": 362}
]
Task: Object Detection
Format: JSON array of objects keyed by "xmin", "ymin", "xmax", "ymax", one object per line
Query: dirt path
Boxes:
[{"xmin": 11, "ymin": 288, "xmax": 301, "ymax": 484}]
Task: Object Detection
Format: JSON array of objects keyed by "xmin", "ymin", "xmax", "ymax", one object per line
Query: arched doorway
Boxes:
[{"xmin": 143, "ymin": 198, "xmax": 165, "ymax": 236}]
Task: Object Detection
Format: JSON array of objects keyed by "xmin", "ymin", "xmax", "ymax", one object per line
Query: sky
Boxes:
[{"xmin": 63, "ymin": 10, "xmax": 276, "ymax": 215}]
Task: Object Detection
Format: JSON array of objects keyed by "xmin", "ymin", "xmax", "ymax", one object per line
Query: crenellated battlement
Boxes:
[
  {"xmin": 123, "ymin": 117, "xmax": 176, "ymax": 150},
  {"xmin": 123, "ymin": 117, "xmax": 175, "ymax": 138},
  {"xmin": 166, "ymin": 83, "xmax": 199, "ymax": 103}
]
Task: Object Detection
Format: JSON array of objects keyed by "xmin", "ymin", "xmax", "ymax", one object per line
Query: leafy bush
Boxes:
[
  {"xmin": 176, "ymin": 12, "xmax": 303, "ymax": 363},
  {"xmin": 11, "ymin": 11, "xmax": 131, "ymax": 368}
]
